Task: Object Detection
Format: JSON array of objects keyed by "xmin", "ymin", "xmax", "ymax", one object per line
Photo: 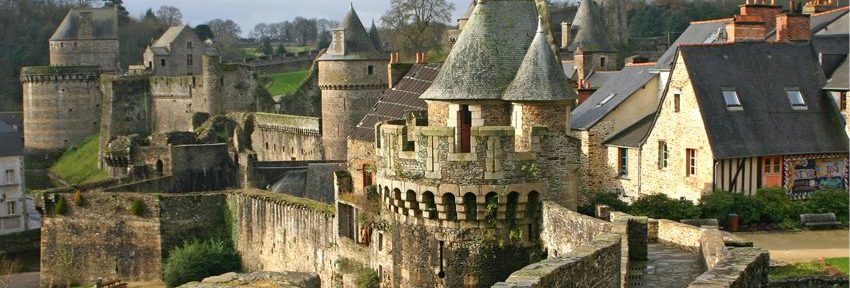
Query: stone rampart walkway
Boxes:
[{"xmin": 630, "ymin": 243, "xmax": 704, "ymax": 288}]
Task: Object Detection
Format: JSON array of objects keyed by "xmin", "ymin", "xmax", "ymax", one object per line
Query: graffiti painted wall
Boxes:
[{"xmin": 785, "ymin": 154, "xmax": 849, "ymax": 196}]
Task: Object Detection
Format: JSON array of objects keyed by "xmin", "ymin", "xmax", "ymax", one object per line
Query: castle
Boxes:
[{"xmin": 28, "ymin": 1, "xmax": 777, "ymax": 288}]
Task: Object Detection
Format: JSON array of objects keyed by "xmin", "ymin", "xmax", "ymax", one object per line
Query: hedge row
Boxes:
[{"xmin": 579, "ymin": 188, "xmax": 849, "ymax": 230}]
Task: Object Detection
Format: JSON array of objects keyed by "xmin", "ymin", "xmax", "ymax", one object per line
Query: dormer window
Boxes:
[
  {"xmin": 722, "ymin": 89, "xmax": 742, "ymax": 110},
  {"xmin": 786, "ymin": 88, "xmax": 807, "ymax": 110},
  {"xmin": 598, "ymin": 93, "xmax": 616, "ymax": 107}
]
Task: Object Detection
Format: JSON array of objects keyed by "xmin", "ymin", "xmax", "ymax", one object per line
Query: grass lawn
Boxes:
[
  {"xmin": 265, "ymin": 70, "xmax": 309, "ymax": 95},
  {"xmin": 770, "ymin": 257, "xmax": 849, "ymax": 281},
  {"xmin": 49, "ymin": 133, "xmax": 108, "ymax": 184}
]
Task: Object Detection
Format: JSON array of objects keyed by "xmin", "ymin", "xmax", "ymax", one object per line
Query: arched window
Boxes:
[
  {"xmin": 485, "ymin": 192, "xmax": 499, "ymax": 222},
  {"xmin": 383, "ymin": 186, "xmax": 390, "ymax": 199},
  {"xmin": 422, "ymin": 191, "xmax": 436, "ymax": 219},
  {"xmin": 442, "ymin": 193, "xmax": 457, "ymax": 220},
  {"xmin": 405, "ymin": 190, "xmax": 418, "ymax": 216},
  {"xmin": 526, "ymin": 191, "xmax": 540, "ymax": 220},
  {"xmin": 507, "ymin": 192, "xmax": 519, "ymax": 227},
  {"xmin": 463, "ymin": 193, "xmax": 477, "ymax": 221},
  {"xmin": 155, "ymin": 160, "xmax": 164, "ymax": 175}
]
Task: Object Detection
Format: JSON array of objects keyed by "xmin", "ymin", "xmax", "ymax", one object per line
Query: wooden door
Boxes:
[{"xmin": 762, "ymin": 156, "xmax": 782, "ymax": 188}]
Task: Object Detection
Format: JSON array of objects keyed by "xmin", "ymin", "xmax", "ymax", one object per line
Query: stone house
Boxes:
[
  {"xmin": 0, "ymin": 122, "xmax": 37, "ymax": 235},
  {"xmin": 143, "ymin": 26, "xmax": 204, "ymax": 76},
  {"xmin": 824, "ymin": 57, "xmax": 848, "ymax": 134}
]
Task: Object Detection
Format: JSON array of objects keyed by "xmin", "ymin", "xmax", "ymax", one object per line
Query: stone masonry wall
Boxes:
[
  {"xmin": 541, "ymin": 201, "xmax": 612, "ymax": 258},
  {"xmin": 228, "ymin": 191, "xmax": 337, "ymax": 288},
  {"xmin": 50, "ymin": 39, "xmax": 119, "ymax": 73},
  {"xmin": 492, "ymin": 234, "xmax": 621, "ymax": 288},
  {"xmin": 251, "ymin": 113, "xmax": 323, "ymax": 161},
  {"xmin": 151, "ymin": 76, "xmax": 197, "ymax": 132},
  {"xmin": 99, "ymin": 75, "xmax": 152, "ymax": 154}
]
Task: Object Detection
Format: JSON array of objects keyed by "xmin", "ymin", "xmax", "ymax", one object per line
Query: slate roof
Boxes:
[
  {"xmin": 152, "ymin": 26, "xmax": 192, "ymax": 49},
  {"xmin": 504, "ymin": 17, "xmax": 575, "ymax": 102},
  {"xmin": 764, "ymin": 7, "xmax": 849, "ymax": 40},
  {"xmin": 0, "ymin": 121, "xmax": 23, "ymax": 157},
  {"xmin": 655, "ymin": 19, "xmax": 729, "ymax": 70},
  {"xmin": 351, "ymin": 64, "xmax": 441, "ymax": 142},
  {"xmin": 824, "ymin": 56, "xmax": 849, "ymax": 91},
  {"xmin": 679, "ymin": 42, "xmax": 848, "ymax": 159},
  {"xmin": 603, "ymin": 113, "xmax": 656, "ymax": 148},
  {"xmin": 563, "ymin": 62, "xmax": 577, "ymax": 79},
  {"xmin": 50, "ymin": 7, "xmax": 118, "ymax": 41},
  {"xmin": 571, "ymin": 64, "xmax": 656, "ymax": 130},
  {"xmin": 567, "ymin": 0, "xmax": 613, "ymax": 52},
  {"xmin": 318, "ymin": 6, "xmax": 385, "ymax": 61},
  {"xmin": 419, "ymin": 0, "xmax": 538, "ymax": 101},
  {"xmin": 585, "ymin": 70, "xmax": 619, "ymax": 88}
]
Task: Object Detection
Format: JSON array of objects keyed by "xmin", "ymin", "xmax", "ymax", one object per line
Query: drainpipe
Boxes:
[{"xmin": 637, "ymin": 147, "xmax": 643, "ymax": 196}]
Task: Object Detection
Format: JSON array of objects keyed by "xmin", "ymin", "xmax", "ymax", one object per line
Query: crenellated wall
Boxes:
[{"xmin": 251, "ymin": 113, "xmax": 323, "ymax": 161}]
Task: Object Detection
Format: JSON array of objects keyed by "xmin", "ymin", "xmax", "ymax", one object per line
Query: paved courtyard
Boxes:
[
  {"xmin": 634, "ymin": 243, "xmax": 705, "ymax": 288},
  {"xmin": 735, "ymin": 229, "xmax": 849, "ymax": 263}
]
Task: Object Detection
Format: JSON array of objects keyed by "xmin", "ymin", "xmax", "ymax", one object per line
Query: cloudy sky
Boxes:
[{"xmin": 124, "ymin": 0, "xmax": 474, "ymax": 36}]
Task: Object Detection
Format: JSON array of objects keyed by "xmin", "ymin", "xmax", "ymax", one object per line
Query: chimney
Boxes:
[
  {"xmin": 561, "ymin": 21, "xmax": 572, "ymax": 49},
  {"xmin": 776, "ymin": 12, "xmax": 811, "ymax": 42},
  {"xmin": 415, "ymin": 52, "xmax": 428, "ymax": 64},
  {"xmin": 576, "ymin": 80, "xmax": 595, "ymax": 106},
  {"xmin": 726, "ymin": 14, "xmax": 767, "ymax": 42},
  {"xmin": 738, "ymin": 1, "xmax": 783, "ymax": 32},
  {"xmin": 387, "ymin": 52, "xmax": 412, "ymax": 89}
]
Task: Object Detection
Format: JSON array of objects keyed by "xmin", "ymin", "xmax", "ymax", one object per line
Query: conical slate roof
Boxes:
[
  {"xmin": 420, "ymin": 0, "xmax": 538, "ymax": 101},
  {"xmin": 504, "ymin": 17, "xmax": 575, "ymax": 102},
  {"xmin": 567, "ymin": 0, "xmax": 613, "ymax": 52},
  {"xmin": 318, "ymin": 5, "xmax": 385, "ymax": 61}
]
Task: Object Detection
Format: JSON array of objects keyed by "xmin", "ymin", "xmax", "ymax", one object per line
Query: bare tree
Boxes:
[
  {"xmin": 253, "ymin": 22, "xmax": 270, "ymax": 41},
  {"xmin": 156, "ymin": 5, "xmax": 182, "ymax": 26},
  {"xmin": 381, "ymin": 0, "xmax": 454, "ymax": 53}
]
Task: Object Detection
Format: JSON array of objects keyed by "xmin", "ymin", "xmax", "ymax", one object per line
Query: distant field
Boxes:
[
  {"xmin": 49, "ymin": 134, "xmax": 108, "ymax": 184},
  {"xmin": 242, "ymin": 45, "xmax": 316, "ymax": 58},
  {"xmin": 265, "ymin": 70, "xmax": 309, "ymax": 95}
]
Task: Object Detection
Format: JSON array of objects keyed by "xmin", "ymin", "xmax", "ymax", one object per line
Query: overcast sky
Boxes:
[{"xmin": 124, "ymin": 0, "xmax": 474, "ymax": 37}]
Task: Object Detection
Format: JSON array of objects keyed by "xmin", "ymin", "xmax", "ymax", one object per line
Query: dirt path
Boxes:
[
  {"xmin": 735, "ymin": 229, "xmax": 850, "ymax": 263},
  {"xmin": 6, "ymin": 271, "xmax": 39, "ymax": 288}
]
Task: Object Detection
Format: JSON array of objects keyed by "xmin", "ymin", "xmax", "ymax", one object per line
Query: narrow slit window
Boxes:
[
  {"xmin": 617, "ymin": 148, "xmax": 628, "ymax": 177},
  {"xmin": 722, "ymin": 89, "xmax": 742, "ymax": 110}
]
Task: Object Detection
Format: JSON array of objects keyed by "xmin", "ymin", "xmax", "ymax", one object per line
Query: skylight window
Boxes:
[
  {"xmin": 598, "ymin": 93, "xmax": 616, "ymax": 107},
  {"xmin": 722, "ymin": 89, "xmax": 742, "ymax": 110},
  {"xmin": 786, "ymin": 88, "xmax": 807, "ymax": 109}
]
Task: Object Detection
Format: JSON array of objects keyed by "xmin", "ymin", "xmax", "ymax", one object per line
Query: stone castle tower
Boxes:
[
  {"xmin": 563, "ymin": 0, "xmax": 619, "ymax": 81},
  {"xmin": 22, "ymin": 7, "xmax": 118, "ymax": 154},
  {"xmin": 318, "ymin": 6, "xmax": 388, "ymax": 160},
  {"xmin": 373, "ymin": 1, "xmax": 580, "ymax": 286},
  {"xmin": 48, "ymin": 7, "xmax": 120, "ymax": 73}
]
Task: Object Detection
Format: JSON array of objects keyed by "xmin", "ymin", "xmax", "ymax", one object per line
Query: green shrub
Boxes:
[
  {"xmin": 577, "ymin": 192, "xmax": 630, "ymax": 216},
  {"xmin": 163, "ymin": 238, "xmax": 241, "ymax": 287},
  {"xmin": 54, "ymin": 196, "xmax": 67, "ymax": 215},
  {"xmin": 804, "ymin": 189, "xmax": 849, "ymax": 224},
  {"xmin": 631, "ymin": 194, "xmax": 700, "ymax": 220},
  {"xmin": 700, "ymin": 190, "xmax": 765, "ymax": 228},
  {"xmin": 355, "ymin": 268, "xmax": 379, "ymax": 288},
  {"xmin": 755, "ymin": 188, "xmax": 803, "ymax": 226},
  {"xmin": 130, "ymin": 199, "xmax": 145, "ymax": 216}
]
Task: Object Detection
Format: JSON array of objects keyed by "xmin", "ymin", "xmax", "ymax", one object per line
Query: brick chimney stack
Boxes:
[
  {"xmin": 776, "ymin": 2, "xmax": 812, "ymax": 42},
  {"xmin": 726, "ymin": 14, "xmax": 767, "ymax": 42},
  {"xmin": 738, "ymin": 0, "xmax": 783, "ymax": 32}
]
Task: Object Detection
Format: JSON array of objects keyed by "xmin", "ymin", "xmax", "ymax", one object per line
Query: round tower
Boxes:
[
  {"xmin": 318, "ymin": 6, "xmax": 388, "ymax": 160},
  {"xmin": 373, "ymin": 1, "xmax": 575, "ymax": 287},
  {"xmin": 21, "ymin": 66, "xmax": 102, "ymax": 153}
]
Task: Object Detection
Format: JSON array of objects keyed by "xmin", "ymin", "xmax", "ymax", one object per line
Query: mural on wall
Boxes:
[{"xmin": 785, "ymin": 154, "xmax": 849, "ymax": 196}]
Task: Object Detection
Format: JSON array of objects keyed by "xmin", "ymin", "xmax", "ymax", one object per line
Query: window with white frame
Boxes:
[
  {"xmin": 722, "ymin": 89, "xmax": 742, "ymax": 110},
  {"xmin": 658, "ymin": 141, "xmax": 668, "ymax": 169},
  {"xmin": 4, "ymin": 169, "xmax": 13, "ymax": 183},
  {"xmin": 618, "ymin": 148, "xmax": 628, "ymax": 177},
  {"xmin": 7, "ymin": 201, "xmax": 15, "ymax": 215}
]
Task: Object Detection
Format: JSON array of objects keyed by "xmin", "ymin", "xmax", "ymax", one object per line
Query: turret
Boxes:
[
  {"xmin": 317, "ymin": 5, "xmax": 388, "ymax": 160},
  {"xmin": 569, "ymin": 0, "xmax": 618, "ymax": 81}
]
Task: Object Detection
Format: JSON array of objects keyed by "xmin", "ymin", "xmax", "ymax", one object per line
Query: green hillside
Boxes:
[
  {"xmin": 49, "ymin": 134, "xmax": 108, "ymax": 185},
  {"xmin": 265, "ymin": 70, "xmax": 309, "ymax": 95}
]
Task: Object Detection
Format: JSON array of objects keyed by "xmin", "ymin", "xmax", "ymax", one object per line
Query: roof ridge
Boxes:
[
  {"xmin": 690, "ymin": 17, "xmax": 734, "ymax": 24},
  {"xmin": 625, "ymin": 62, "xmax": 657, "ymax": 67},
  {"xmin": 812, "ymin": 6, "xmax": 849, "ymax": 16}
]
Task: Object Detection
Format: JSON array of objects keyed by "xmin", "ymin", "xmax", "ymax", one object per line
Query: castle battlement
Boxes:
[
  {"xmin": 253, "ymin": 113, "xmax": 321, "ymax": 137},
  {"xmin": 20, "ymin": 66, "xmax": 99, "ymax": 83}
]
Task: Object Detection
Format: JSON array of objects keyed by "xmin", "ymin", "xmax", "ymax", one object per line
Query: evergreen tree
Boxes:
[
  {"xmin": 259, "ymin": 37, "xmax": 274, "ymax": 56},
  {"xmin": 102, "ymin": 0, "xmax": 129, "ymax": 23},
  {"xmin": 368, "ymin": 20, "xmax": 383, "ymax": 52},
  {"xmin": 276, "ymin": 44, "xmax": 287, "ymax": 55},
  {"xmin": 194, "ymin": 24, "xmax": 215, "ymax": 40}
]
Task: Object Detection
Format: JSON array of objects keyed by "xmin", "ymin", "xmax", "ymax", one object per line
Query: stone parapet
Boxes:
[
  {"xmin": 687, "ymin": 247, "xmax": 769, "ymax": 288},
  {"xmin": 20, "ymin": 65, "xmax": 100, "ymax": 83}
]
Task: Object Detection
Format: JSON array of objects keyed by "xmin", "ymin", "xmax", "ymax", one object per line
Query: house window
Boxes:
[
  {"xmin": 597, "ymin": 93, "xmax": 616, "ymax": 107},
  {"xmin": 7, "ymin": 202, "xmax": 15, "ymax": 215},
  {"xmin": 674, "ymin": 93, "xmax": 681, "ymax": 113},
  {"xmin": 160, "ymin": 59, "xmax": 167, "ymax": 67},
  {"xmin": 786, "ymin": 88, "xmax": 806, "ymax": 109},
  {"xmin": 5, "ymin": 169, "xmax": 13, "ymax": 182},
  {"xmin": 618, "ymin": 148, "xmax": 628, "ymax": 177},
  {"xmin": 187, "ymin": 54, "xmax": 193, "ymax": 66},
  {"xmin": 186, "ymin": 41, "xmax": 193, "ymax": 49},
  {"xmin": 722, "ymin": 89, "xmax": 742, "ymax": 110},
  {"xmin": 686, "ymin": 149, "xmax": 697, "ymax": 176},
  {"xmin": 368, "ymin": 65, "xmax": 374, "ymax": 75},
  {"xmin": 658, "ymin": 142, "xmax": 668, "ymax": 169}
]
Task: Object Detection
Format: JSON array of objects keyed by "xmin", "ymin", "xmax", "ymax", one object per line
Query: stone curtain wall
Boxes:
[
  {"xmin": 492, "ymin": 234, "xmax": 621, "ymax": 288},
  {"xmin": 251, "ymin": 113, "xmax": 323, "ymax": 161},
  {"xmin": 687, "ymin": 248, "xmax": 769, "ymax": 288},
  {"xmin": 99, "ymin": 75, "xmax": 152, "ymax": 155},
  {"xmin": 39, "ymin": 192, "xmax": 228, "ymax": 287},
  {"xmin": 228, "ymin": 191, "xmax": 337, "ymax": 288},
  {"xmin": 541, "ymin": 201, "xmax": 612, "ymax": 258}
]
